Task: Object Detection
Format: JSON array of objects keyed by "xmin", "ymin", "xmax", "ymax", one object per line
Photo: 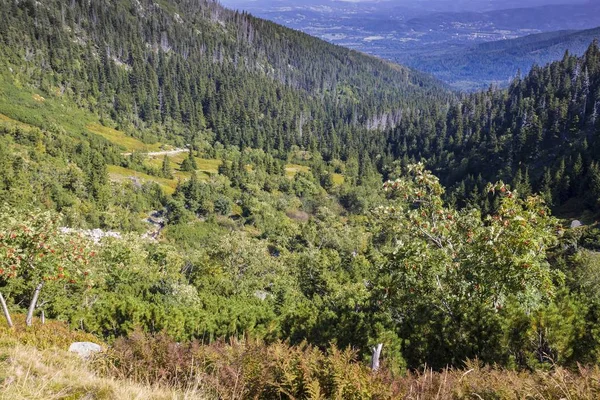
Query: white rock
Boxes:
[
  {"xmin": 254, "ymin": 290, "xmax": 273, "ymax": 301},
  {"xmin": 69, "ymin": 342, "xmax": 102, "ymax": 358},
  {"xmin": 571, "ymin": 220, "xmax": 583, "ymax": 229}
]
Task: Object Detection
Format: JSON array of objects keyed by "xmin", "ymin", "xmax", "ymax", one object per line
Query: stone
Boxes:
[
  {"xmin": 571, "ymin": 220, "xmax": 583, "ymax": 229},
  {"xmin": 254, "ymin": 290, "xmax": 271, "ymax": 301},
  {"xmin": 69, "ymin": 342, "xmax": 102, "ymax": 358}
]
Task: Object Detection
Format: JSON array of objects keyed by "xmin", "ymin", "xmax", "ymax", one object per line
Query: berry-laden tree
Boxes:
[
  {"xmin": 0, "ymin": 205, "xmax": 95, "ymax": 327},
  {"xmin": 369, "ymin": 164, "xmax": 564, "ymax": 367}
]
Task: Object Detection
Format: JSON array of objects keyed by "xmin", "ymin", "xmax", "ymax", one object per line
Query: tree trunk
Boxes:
[
  {"xmin": 41, "ymin": 310, "xmax": 45, "ymax": 325},
  {"xmin": 0, "ymin": 292, "xmax": 13, "ymax": 328},
  {"xmin": 371, "ymin": 343, "xmax": 383, "ymax": 371},
  {"xmin": 26, "ymin": 282, "xmax": 43, "ymax": 327}
]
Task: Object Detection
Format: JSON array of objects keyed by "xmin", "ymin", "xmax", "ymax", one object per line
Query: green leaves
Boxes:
[
  {"xmin": 375, "ymin": 165, "xmax": 561, "ymax": 313},
  {"xmin": 0, "ymin": 205, "xmax": 97, "ymax": 328},
  {"xmin": 0, "ymin": 205, "xmax": 95, "ymax": 287},
  {"xmin": 371, "ymin": 165, "xmax": 567, "ymax": 367}
]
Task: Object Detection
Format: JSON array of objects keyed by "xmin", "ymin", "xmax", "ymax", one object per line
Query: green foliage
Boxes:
[
  {"xmin": 0, "ymin": 205, "xmax": 96, "ymax": 324},
  {"xmin": 370, "ymin": 164, "xmax": 564, "ymax": 368},
  {"xmin": 376, "ymin": 164, "xmax": 560, "ymax": 309},
  {"xmin": 213, "ymin": 196, "xmax": 232, "ymax": 215},
  {"xmin": 179, "ymin": 151, "xmax": 197, "ymax": 172},
  {"xmin": 160, "ymin": 155, "xmax": 173, "ymax": 179},
  {"xmin": 3, "ymin": 0, "xmax": 600, "ymax": 382}
]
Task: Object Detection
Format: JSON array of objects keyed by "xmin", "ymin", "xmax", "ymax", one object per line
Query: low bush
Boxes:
[
  {"xmin": 97, "ymin": 330, "xmax": 399, "ymax": 399},
  {"xmin": 96, "ymin": 330, "xmax": 600, "ymax": 400},
  {"xmin": 0, "ymin": 314, "xmax": 98, "ymax": 350}
]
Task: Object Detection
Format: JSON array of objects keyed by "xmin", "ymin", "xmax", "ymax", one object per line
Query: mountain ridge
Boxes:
[{"xmin": 401, "ymin": 26, "xmax": 600, "ymax": 90}]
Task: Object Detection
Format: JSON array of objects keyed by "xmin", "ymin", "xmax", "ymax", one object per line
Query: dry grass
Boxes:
[
  {"xmin": 0, "ymin": 345, "xmax": 206, "ymax": 400},
  {"xmin": 0, "ymin": 315, "xmax": 97, "ymax": 350},
  {"xmin": 98, "ymin": 332, "xmax": 600, "ymax": 400},
  {"xmin": 0, "ymin": 316, "xmax": 207, "ymax": 399},
  {"xmin": 2, "ymin": 317, "xmax": 600, "ymax": 400},
  {"xmin": 393, "ymin": 360, "xmax": 600, "ymax": 400}
]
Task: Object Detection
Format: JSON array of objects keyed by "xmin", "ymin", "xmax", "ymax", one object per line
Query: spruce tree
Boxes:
[
  {"xmin": 161, "ymin": 155, "xmax": 173, "ymax": 179},
  {"xmin": 180, "ymin": 150, "xmax": 197, "ymax": 172}
]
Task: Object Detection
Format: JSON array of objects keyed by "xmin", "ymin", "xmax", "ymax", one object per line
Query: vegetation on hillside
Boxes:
[
  {"xmin": 1, "ymin": 0, "xmax": 600, "ymax": 397},
  {"xmin": 401, "ymin": 26, "xmax": 600, "ymax": 90}
]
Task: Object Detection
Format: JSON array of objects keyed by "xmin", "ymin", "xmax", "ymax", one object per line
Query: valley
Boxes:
[
  {"xmin": 1, "ymin": 0, "xmax": 600, "ymax": 398},
  {"xmin": 223, "ymin": 0, "xmax": 600, "ymax": 89}
]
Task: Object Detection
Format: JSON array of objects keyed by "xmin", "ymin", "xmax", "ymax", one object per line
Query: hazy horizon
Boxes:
[{"xmin": 220, "ymin": 0, "xmax": 590, "ymax": 13}]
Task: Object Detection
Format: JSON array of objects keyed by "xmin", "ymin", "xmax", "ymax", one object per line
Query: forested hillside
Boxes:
[
  {"xmin": 373, "ymin": 44, "xmax": 600, "ymax": 219},
  {"xmin": 2, "ymin": 0, "xmax": 600, "ymax": 398},
  {"xmin": 401, "ymin": 26, "xmax": 600, "ymax": 90},
  {"xmin": 0, "ymin": 0, "xmax": 443, "ymax": 154}
]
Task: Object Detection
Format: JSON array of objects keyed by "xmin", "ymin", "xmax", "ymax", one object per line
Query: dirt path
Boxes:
[{"xmin": 122, "ymin": 148, "xmax": 188, "ymax": 157}]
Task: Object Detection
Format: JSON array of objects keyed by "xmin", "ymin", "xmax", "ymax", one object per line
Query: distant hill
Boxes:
[
  {"xmin": 405, "ymin": 3, "xmax": 600, "ymax": 32},
  {"xmin": 223, "ymin": 0, "xmax": 600, "ymax": 93},
  {"xmin": 401, "ymin": 26, "xmax": 600, "ymax": 90}
]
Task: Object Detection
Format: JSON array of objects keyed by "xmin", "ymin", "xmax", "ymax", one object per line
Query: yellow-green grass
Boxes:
[
  {"xmin": 332, "ymin": 173, "xmax": 344, "ymax": 185},
  {"xmin": 285, "ymin": 164, "xmax": 344, "ymax": 185},
  {"xmin": 0, "ymin": 74, "xmax": 165, "ymax": 155},
  {"xmin": 195, "ymin": 158, "xmax": 221, "ymax": 174},
  {"xmin": 107, "ymin": 165, "xmax": 178, "ymax": 195},
  {"xmin": 285, "ymin": 164, "xmax": 310, "ymax": 178},
  {"xmin": 107, "ymin": 165, "xmax": 213, "ymax": 195},
  {"xmin": 170, "ymin": 169, "xmax": 211, "ymax": 184},
  {"xmin": 0, "ymin": 75, "xmax": 96, "ymax": 135},
  {"xmin": 146, "ymin": 155, "xmax": 220, "ymax": 183},
  {"xmin": 147, "ymin": 155, "xmax": 221, "ymax": 174},
  {"xmin": 149, "ymin": 151, "xmax": 189, "ymax": 165},
  {"xmin": 0, "ymin": 113, "xmax": 36, "ymax": 131},
  {"xmin": 87, "ymin": 124, "xmax": 163, "ymax": 153}
]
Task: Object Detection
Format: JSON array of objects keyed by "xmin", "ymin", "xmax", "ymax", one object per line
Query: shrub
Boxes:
[
  {"xmin": 213, "ymin": 196, "xmax": 232, "ymax": 216},
  {"xmin": 0, "ymin": 314, "xmax": 99, "ymax": 350},
  {"xmin": 98, "ymin": 330, "xmax": 400, "ymax": 399}
]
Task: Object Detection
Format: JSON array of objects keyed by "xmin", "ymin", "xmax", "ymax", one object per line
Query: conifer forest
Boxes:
[{"xmin": 2, "ymin": 0, "xmax": 600, "ymax": 398}]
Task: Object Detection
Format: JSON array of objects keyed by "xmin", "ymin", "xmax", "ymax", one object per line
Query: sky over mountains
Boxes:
[{"xmin": 221, "ymin": 0, "xmax": 589, "ymax": 13}]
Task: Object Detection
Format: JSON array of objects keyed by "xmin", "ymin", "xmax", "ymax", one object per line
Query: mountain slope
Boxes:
[
  {"xmin": 3, "ymin": 0, "xmax": 600, "ymax": 384},
  {"xmin": 0, "ymin": 0, "xmax": 446, "ymax": 159},
  {"xmin": 401, "ymin": 26, "xmax": 600, "ymax": 90},
  {"xmin": 405, "ymin": 3, "xmax": 600, "ymax": 32},
  {"xmin": 380, "ymin": 42, "xmax": 600, "ymax": 217}
]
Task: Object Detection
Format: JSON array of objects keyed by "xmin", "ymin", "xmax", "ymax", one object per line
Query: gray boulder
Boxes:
[
  {"xmin": 571, "ymin": 220, "xmax": 583, "ymax": 229},
  {"xmin": 69, "ymin": 342, "xmax": 102, "ymax": 358}
]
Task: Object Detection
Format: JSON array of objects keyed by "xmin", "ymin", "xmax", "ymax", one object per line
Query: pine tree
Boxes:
[
  {"xmin": 180, "ymin": 150, "xmax": 197, "ymax": 172},
  {"xmin": 161, "ymin": 155, "xmax": 173, "ymax": 179}
]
